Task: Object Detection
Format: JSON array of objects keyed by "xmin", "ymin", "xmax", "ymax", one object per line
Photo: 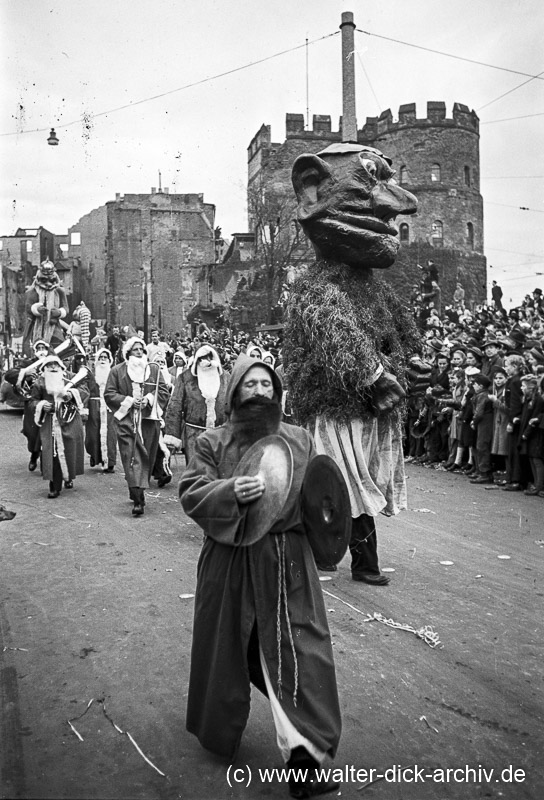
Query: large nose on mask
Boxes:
[{"xmin": 371, "ymin": 183, "xmax": 418, "ymax": 221}]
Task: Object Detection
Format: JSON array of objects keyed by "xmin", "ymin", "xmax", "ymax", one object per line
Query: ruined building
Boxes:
[{"xmin": 67, "ymin": 189, "xmax": 217, "ymax": 335}]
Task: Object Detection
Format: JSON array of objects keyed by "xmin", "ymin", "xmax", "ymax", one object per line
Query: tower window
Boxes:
[
  {"xmin": 399, "ymin": 223, "xmax": 409, "ymax": 243},
  {"xmin": 431, "ymin": 163, "xmax": 441, "ymax": 182},
  {"xmin": 464, "ymin": 166, "xmax": 471, "ymax": 186},
  {"xmin": 399, "ymin": 166, "xmax": 408, "ymax": 184},
  {"xmin": 466, "ymin": 222, "xmax": 474, "ymax": 250},
  {"xmin": 431, "ymin": 220, "xmax": 443, "ymax": 247}
]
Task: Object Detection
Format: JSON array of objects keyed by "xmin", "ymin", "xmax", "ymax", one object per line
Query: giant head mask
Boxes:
[{"xmin": 292, "ymin": 143, "xmax": 417, "ymax": 270}]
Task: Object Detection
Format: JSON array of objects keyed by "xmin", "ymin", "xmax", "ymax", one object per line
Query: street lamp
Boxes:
[{"xmin": 47, "ymin": 128, "xmax": 59, "ymax": 146}]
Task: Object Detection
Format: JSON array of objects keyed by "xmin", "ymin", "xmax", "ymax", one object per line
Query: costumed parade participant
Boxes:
[
  {"xmin": 3, "ymin": 339, "xmax": 50, "ymax": 470},
  {"xmin": 65, "ymin": 301, "xmax": 92, "ymax": 352},
  {"xmin": 23, "ymin": 259, "xmax": 69, "ymax": 356},
  {"xmin": 29, "ymin": 355, "xmax": 87, "ymax": 498},
  {"xmin": 104, "ymin": 337, "xmax": 170, "ymax": 516},
  {"xmin": 168, "ymin": 349, "xmax": 188, "ymax": 382},
  {"xmin": 149, "ymin": 353, "xmax": 174, "ymax": 488},
  {"xmin": 164, "ymin": 344, "xmax": 229, "ymax": 464},
  {"xmin": 284, "ymin": 142, "xmax": 421, "ymax": 584},
  {"xmin": 179, "ymin": 354, "xmax": 341, "ymax": 798},
  {"xmin": 90, "ymin": 348, "xmax": 117, "ymax": 472}
]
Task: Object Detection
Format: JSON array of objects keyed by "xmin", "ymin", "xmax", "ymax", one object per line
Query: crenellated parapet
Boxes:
[{"xmin": 280, "ymin": 102, "xmax": 479, "ymax": 142}]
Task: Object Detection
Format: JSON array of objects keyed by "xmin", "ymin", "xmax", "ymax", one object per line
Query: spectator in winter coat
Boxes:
[
  {"xmin": 481, "ymin": 338, "xmax": 504, "ymax": 379},
  {"xmin": 502, "ymin": 355, "xmax": 527, "ymax": 491},
  {"xmin": 489, "ymin": 366, "xmax": 509, "ymax": 478},
  {"xmin": 469, "ymin": 374, "xmax": 494, "ymax": 483},
  {"xmin": 518, "ymin": 375, "xmax": 544, "ymax": 496}
]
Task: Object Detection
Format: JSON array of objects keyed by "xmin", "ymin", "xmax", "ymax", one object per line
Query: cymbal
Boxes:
[
  {"xmin": 301, "ymin": 455, "xmax": 351, "ymax": 566},
  {"xmin": 233, "ymin": 435, "xmax": 293, "ymax": 546}
]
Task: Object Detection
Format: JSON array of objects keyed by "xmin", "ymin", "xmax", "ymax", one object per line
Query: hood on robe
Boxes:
[
  {"xmin": 225, "ymin": 353, "xmax": 282, "ymax": 416},
  {"xmin": 190, "ymin": 345, "xmax": 222, "ymax": 376}
]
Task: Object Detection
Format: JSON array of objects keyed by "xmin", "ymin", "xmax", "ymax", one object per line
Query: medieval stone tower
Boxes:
[{"xmin": 247, "ymin": 100, "xmax": 486, "ymax": 309}]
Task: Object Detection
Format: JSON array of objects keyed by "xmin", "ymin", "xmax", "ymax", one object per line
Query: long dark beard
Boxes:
[{"xmin": 231, "ymin": 396, "xmax": 282, "ymax": 450}]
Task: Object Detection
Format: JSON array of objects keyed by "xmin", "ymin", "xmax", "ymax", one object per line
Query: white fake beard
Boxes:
[
  {"xmin": 95, "ymin": 362, "xmax": 111, "ymax": 389},
  {"xmin": 196, "ymin": 363, "xmax": 220, "ymax": 428},
  {"xmin": 44, "ymin": 370, "xmax": 65, "ymax": 397},
  {"xmin": 196, "ymin": 363, "xmax": 220, "ymax": 401},
  {"xmin": 127, "ymin": 354, "xmax": 148, "ymax": 383}
]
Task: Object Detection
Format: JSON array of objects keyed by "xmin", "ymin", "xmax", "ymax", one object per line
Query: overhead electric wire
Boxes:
[
  {"xmin": 0, "ymin": 31, "xmax": 340, "ymax": 137},
  {"xmin": 485, "ymin": 201, "xmax": 544, "ymax": 213},
  {"xmin": 481, "ymin": 111, "xmax": 544, "ymax": 124},
  {"xmin": 482, "ymin": 176, "xmax": 544, "ymax": 180},
  {"xmin": 355, "ymin": 28, "xmax": 544, "ymax": 81},
  {"xmin": 477, "ymin": 69, "xmax": 544, "ymax": 111}
]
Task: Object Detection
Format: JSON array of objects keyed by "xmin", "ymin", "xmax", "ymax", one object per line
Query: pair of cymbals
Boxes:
[{"xmin": 234, "ymin": 436, "xmax": 351, "ymax": 566}]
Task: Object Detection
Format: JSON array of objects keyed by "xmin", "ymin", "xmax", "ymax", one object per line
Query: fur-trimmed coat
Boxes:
[{"xmin": 29, "ymin": 377, "xmax": 87, "ymax": 482}]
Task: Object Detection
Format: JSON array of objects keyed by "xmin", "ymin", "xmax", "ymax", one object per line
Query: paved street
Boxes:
[{"xmin": 0, "ymin": 406, "xmax": 542, "ymax": 800}]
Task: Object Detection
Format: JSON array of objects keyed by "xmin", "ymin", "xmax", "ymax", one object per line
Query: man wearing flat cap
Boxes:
[{"xmin": 481, "ymin": 338, "xmax": 504, "ymax": 379}]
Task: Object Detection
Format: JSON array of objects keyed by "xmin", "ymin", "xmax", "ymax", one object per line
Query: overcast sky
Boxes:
[{"xmin": 1, "ymin": 0, "xmax": 543, "ymax": 306}]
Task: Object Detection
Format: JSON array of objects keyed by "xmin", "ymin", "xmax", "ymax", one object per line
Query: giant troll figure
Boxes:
[{"xmin": 284, "ymin": 143, "xmax": 421, "ymax": 584}]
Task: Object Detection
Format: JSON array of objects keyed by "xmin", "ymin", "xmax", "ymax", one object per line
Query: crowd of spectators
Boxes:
[
  {"xmin": 405, "ymin": 266, "xmax": 544, "ymax": 498},
  {"xmin": 91, "ymin": 268, "xmax": 544, "ymax": 500}
]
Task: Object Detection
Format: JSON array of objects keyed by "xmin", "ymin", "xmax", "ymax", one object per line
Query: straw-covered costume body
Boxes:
[{"xmin": 284, "ymin": 143, "xmax": 421, "ymax": 581}]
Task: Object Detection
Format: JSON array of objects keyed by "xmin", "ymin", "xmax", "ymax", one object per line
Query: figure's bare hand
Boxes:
[{"xmin": 235, "ymin": 475, "xmax": 265, "ymax": 504}]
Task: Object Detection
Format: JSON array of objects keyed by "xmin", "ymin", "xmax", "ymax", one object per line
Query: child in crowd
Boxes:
[
  {"xmin": 469, "ymin": 373, "xmax": 494, "ymax": 483},
  {"xmin": 456, "ymin": 366, "xmax": 480, "ymax": 474},
  {"xmin": 489, "ymin": 366, "xmax": 509, "ymax": 481},
  {"xmin": 440, "ymin": 368, "xmax": 466, "ymax": 470},
  {"xmin": 502, "ymin": 354, "xmax": 526, "ymax": 491},
  {"xmin": 518, "ymin": 374, "xmax": 544, "ymax": 496}
]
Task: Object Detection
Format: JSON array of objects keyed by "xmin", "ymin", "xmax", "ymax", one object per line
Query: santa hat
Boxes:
[
  {"xmin": 246, "ymin": 344, "xmax": 263, "ymax": 359},
  {"xmin": 33, "ymin": 339, "xmax": 51, "ymax": 353},
  {"xmin": 122, "ymin": 336, "xmax": 147, "ymax": 360},
  {"xmin": 95, "ymin": 347, "xmax": 113, "ymax": 364},
  {"xmin": 39, "ymin": 355, "xmax": 66, "ymax": 372},
  {"xmin": 173, "ymin": 350, "xmax": 188, "ymax": 364},
  {"xmin": 190, "ymin": 345, "xmax": 222, "ymax": 376}
]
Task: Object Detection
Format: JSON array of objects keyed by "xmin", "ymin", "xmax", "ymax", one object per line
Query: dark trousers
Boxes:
[
  {"xmin": 129, "ymin": 486, "xmax": 146, "ymax": 505},
  {"xmin": 350, "ymin": 514, "xmax": 380, "ymax": 577},
  {"xmin": 49, "ymin": 456, "xmax": 63, "ymax": 493}
]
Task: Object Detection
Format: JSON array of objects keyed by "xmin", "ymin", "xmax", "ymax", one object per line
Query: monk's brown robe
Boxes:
[{"xmin": 179, "ymin": 355, "xmax": 341, "ymax": 761}]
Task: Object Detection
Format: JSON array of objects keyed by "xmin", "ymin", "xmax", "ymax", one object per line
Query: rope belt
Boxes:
[{"xmin": 274, "ymin": 533, "xmax": 299, "ymax": 707}]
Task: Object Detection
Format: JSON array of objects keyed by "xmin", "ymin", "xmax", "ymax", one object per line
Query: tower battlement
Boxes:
[{"xmin": 281, "ymin": 102, "xmax": 479, "ymax": 142}]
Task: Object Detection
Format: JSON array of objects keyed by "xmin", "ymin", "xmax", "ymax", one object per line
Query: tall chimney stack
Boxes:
[{"xmin": 340, "ymin": 11, "xmax": 357, "ymax": 142}]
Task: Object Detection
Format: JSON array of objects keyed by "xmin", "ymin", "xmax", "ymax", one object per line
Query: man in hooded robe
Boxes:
[
  {"xmin": 168, "ymin": 350, "xmax": 188, "ymax": 383},
  {"xmin": 179, "ymin": 354, "xmax": 341, "ymax": 798},
  {"xmin": 90, "ymin": 348, "xmax": 117, "ymax": 472},
  {"xmin": 29, "ymin": 355, "xmax": 87, "ymax": 498},
  {"xmin": 164, "ymin": 345, "xmax": 229, "ymax": 465},
  {"xmin": 4, "ymin": 339, "xmax": 50, "ymax": 469},
  {"xmin": 104, "ymin": 337, "xmax": 170, "ymax": 515},
  {"xmin": 149, "ymin": 353, "xmax": 174, "ymax": 488}
]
